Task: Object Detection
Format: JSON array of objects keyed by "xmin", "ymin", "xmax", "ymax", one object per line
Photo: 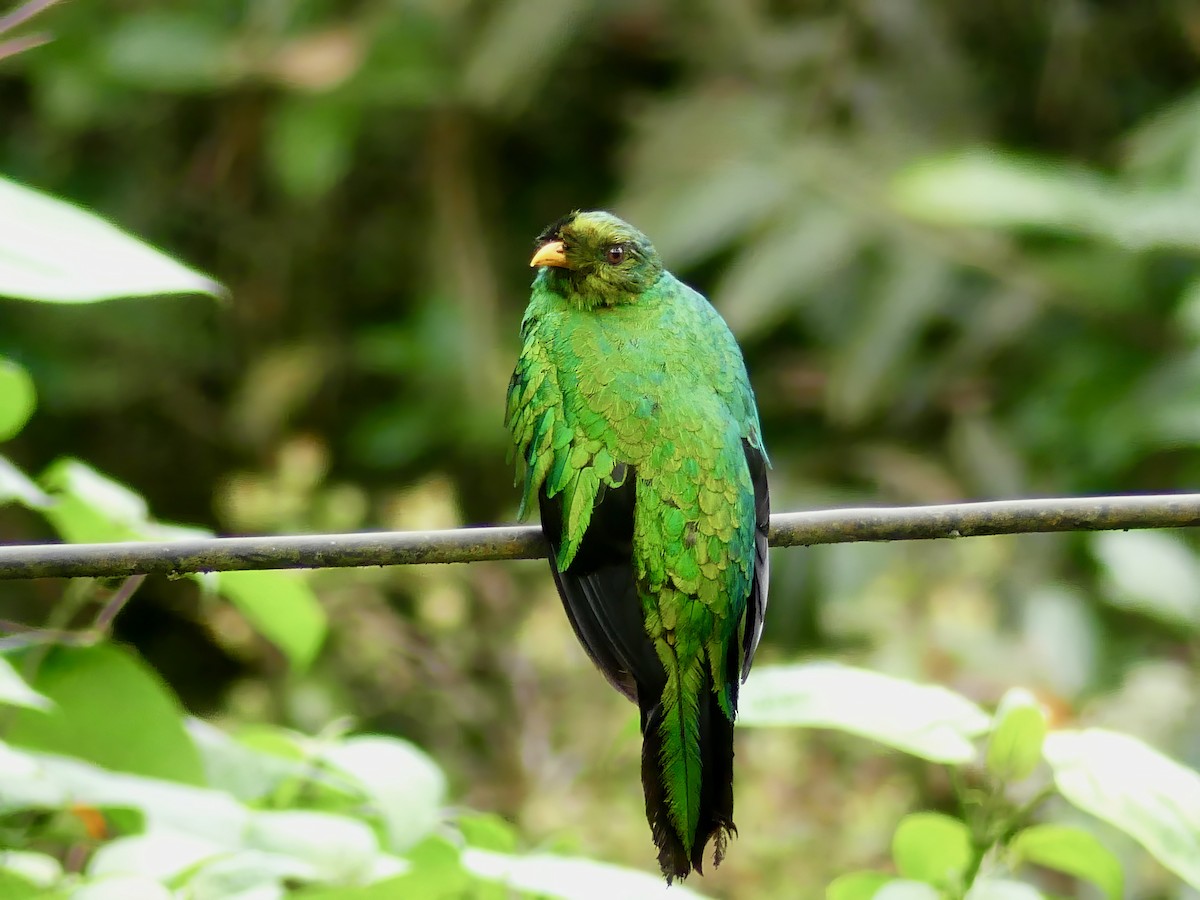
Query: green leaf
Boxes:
[
  {"xmin": 869, "ymin": 882, "xmax": 941, "ymax": 900},
  {"xmin": 320, "ymin": 735, "xmax": 447, "ymax": 853},
  {"xmin": 103, "ymin": 12, "xmax": 232, "ymax": 91},
  {"xmin": 0, "ymin": 851, "xmax": 63, "ymax": 891},
  {"xmin": 244, "ymin": 810, "xmax": 379, "ymax": 883},
  {"xmin": 0, "ymin": 655, "xmax": 53, "ymax": 711},
  {"xmin": 1009, "ymin": 824, "xmax": 1123, "ymax": 900},
  {"xmin": 0, "ymin": 358, "xmax": 35, "ymax": 441},
  {"xmin": 0, "ymin": 740, "xmax": 67, "ymax": 812},
  {"xmin": 1092, "ymin": 531, "xmax": 1200, "ymax": 630},
  {"xmin": 891, "ymin": 150, "xmax": 1112, "ymax": 233},
  {"xmin": 88, "ymin": 833, "xmax": 223, "ymax": 883},
  {"xmin": 457, "ymin": 812, "xmax": 519, "ymax": 853},
  {"xmin": 0, "ymin": 454, "xmax": 52, "ymax": 508},
  {"xmin": 177, "ymin": 850, "xmax": 319, "ymax": 899},
  {"xmin": 964, "ymin": 880, "xmax": 1045, "ymax": 900},
  {"xmin": 215, "ymin": 571, "xmax": 327, "ymax": 671},
  {"xmin": 738, "ymin": 663, "xmax": 990, "ymax": 763},
  {"xmin": 6, "ymin": 644, "xmax": 205, "ymax": 785},
  {"xmin": 462, "ymin": 848, "xmax": 714, "ymax": 899},
  {"xmin": 892, "ymin": 812, "xmax": 972, "ymax": 886},
  {"xmin": 69, "ymin": 875, "xmax": 174, "ymax": 900},
  {"xmin": 39, "ymin": 458, "xmax": 208, "ymax": 544},
  {"xmin": 826, "ymin": 871, "xmax": 894, "ymax": 900},
  {"xmin": 0, "ymin": 869, "xmax": 42, "ymax": 900},
  {"xmin": 294, "ymin": 838, "xmax": 469, "ymax": 899},
  {"xmin": 986, "ymin": 688, "xmax": 1048, "ymax": 782},
  {"xmin": 266, "ymin": 99, "xmax": 359, "ymax": 201},
  {"xmin": 1043, "ymin": 729, "xmax": 1200, "ymax": 889},
  {"xmin": 0, "ymin": 177, "xmax": 223, "ymax": 302},
  {"xmin": 29, "ymin": 752, "xmax": 249, "ymax": 843}
]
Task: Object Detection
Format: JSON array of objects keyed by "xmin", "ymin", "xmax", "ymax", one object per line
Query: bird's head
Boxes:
[{"xmin": 530, "ymin": 210, "xmax": 664, "ymax": 309}]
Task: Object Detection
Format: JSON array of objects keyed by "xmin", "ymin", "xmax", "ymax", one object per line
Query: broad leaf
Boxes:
[
  {"xmin": 738, "ymin": 663, "xmax": 990, "ymax": 763},
  {"xmin": 215, "ymin": 571, "xmax": 327, "ymax": 672},
  {"xmin": 88, "ymin": 833, "xmax": 224, "ymax": 883},
  {"xmin": 986, "ymin": 688, "xmax": 1047, "ymax": 782},
  {"xmin": 892, "ymin": 812, "xmax": 972, "ymax": 887},
  {"xmin": 0, "ymin": 176, "xmax": 222, "ymax": 303},
  {"xmin": 28, "ymin": 752, "xmax": 249, "ymax": 843},
  {"xmin": 0, "ymin": 655, "xmax": 52, "ymax": 711},
  {"xmin": 69, "ymin": 875, "xmax": 174, "ymax": 900},
  {"xmin": 826, "ymin": 871, "xmax": 894, "ymax": 900},
  {"xmin": 1010, "ymin": 824, "xmax": 1122, "ymax": 900},
  {"xmin": 872, "ymin": 882, "xmax": 941, "ymax": 900},
  {"xmin": 1092, "ymin": 531, "xmax": 1200, "ymax": 630},
  {"xmin": 964, "ymin": 880, "xmax": 1045, "ymax": 900},
  {"xmin": 0, "ymin": 850, "xmax": 62, "ymax": 891},
  {"xmin": 462, "ymin": 848, "xmax": 712, "ymax": 899},
  {"xmin": 244, "ymin": 810, "xmax": 379, "ymax": 883},
  {"xmin": 0, "ymin": 740, "xmax": 67, "ymax": 812},
  {"xmin": 5, "ymin": 644, "xmax": 205, "ymax": 785},
  {"xmin": 1043, "ymin": 729, "xmax": 1200, "ymax": 889},
  {"xmin": 0, "ymin": 454, "xmax": 52, "ymax": 508},
  {"xmin": 320, "ymin": 735, "xmax": 447, "ymax": 853},
  {"xmin": 0, "ymin": 357, "xmax": 35, "ymax": 441}
]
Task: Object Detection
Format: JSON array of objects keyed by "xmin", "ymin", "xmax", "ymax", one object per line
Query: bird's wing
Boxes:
[
  {"xmin": 739, "ymin": 440, "xmax": 770, "ymax": 681},
  {"xmin": 539, "ymin": 470, "xmax": 666, "ymax": 702}
]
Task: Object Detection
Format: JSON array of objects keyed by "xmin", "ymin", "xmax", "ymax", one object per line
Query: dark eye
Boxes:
[{"xmin": 606, "ymin": 244, "xmax": 626, "ymax": 264}]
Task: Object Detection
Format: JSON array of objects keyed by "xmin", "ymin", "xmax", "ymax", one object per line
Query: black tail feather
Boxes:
[{"xmin": 638, "ymin": 665, "xmax": 736, "ymax": 883}]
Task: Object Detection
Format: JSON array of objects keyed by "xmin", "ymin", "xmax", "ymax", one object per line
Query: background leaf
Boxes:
[
  {"xmin": 215, "ymin": 571, "xmax": 327, "ymax": 672},
  {"xmin": 0, "ymin": 357, "xmax": 35, "ymax": 442},
  {"xmin": 1009, "ymin": 824, "xmax": 1123, "ymax": 900},
  {"xmin": 0, "ymin": 177, "xmax": 222, "ymax": 303},
  {"xmin": 891, "ymin": 812, "xmax": 972, "ymax": 887},
  {"xmin": 5, "ymin": 645, "xmax": 205, "ymax": 785},
  {"xmin": 1043, "ymin": 729, "xmax": 1200, "ymax": 889},
  {"xmin": 986, "ymin": 688, "xmax": 1048, "ymax": 782},
  {"xmin": 738, "ymin": 663, "xmax": 990, "ymax": 763}
]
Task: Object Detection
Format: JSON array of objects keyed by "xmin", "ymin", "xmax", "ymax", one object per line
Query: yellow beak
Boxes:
[{"xmin": 530, "ymin": 240, "xmax": 568, "ymax": 268}]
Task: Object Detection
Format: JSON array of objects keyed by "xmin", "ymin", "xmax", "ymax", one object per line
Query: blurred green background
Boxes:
[{"xmin": 3, "ymin": 1, "xmax": 1200, "ymax": 896}]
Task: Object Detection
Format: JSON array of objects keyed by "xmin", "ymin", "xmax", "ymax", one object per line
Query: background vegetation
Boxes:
[{"xmin": 2, "ymin": 1, "xmax": 1200, "ymax": 897}]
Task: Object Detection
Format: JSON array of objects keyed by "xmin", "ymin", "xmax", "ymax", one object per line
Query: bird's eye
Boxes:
[{"xmin": 606, "ymin": 244, "xmax": 626, "ymax": 264}]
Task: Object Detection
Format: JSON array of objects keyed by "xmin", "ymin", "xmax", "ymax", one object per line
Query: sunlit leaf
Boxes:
[
  {"xmin": 826, "ymin": 871, "xmax": 894, "ymax": 900},
  {"xmin": 1043, "ymin": 729, "xmax": 1200, "ymax": 888},
  {"xmin": 738, "ymin": 663, "xmax": 990, "ymax": 763},
  {"xmin": 1010, "ymin": 824, "xmax": 1122, "ymax": 900},
  {"xmin": 0, "ymin": 454, "xmax": 52, "ymax": 508},
  {"xmin": 0, "ymin": 177, "xmax": 222, "ymax": 302},
  {"xmin": 457, "ymin": 811, "xmax": 519, "ymax": 853},
  {"xmin": 88, "ymin": 833, "xmax": 223, "ymax": 883},
  {"xmin": 70, "ymin": 875, "xmax": 174, "ymax": 900},
  {"xmin": 0, "ymin": 869, "xmax": 42, "ymax": 900},
  {"xmin": 0, "ymin": 655, "xmax": 53, "ymax": 711},
  {"xmin": 1092, "ymin": 531, "xmax": 1200, "ymax": 630},
  {"xmin": 872, "ymin": 882, "xmax": 941, "ymax": 900},
  {"xmin": 320, "ymin": 735, "xmax": 447, "ymax": 853},
  {"xmin": 892, "ymin": 812, "xmax": 971, "ymax": 886},
  {"xmin": 986, "ymin": 688, "xmax": 1047, "ymax": 782},
  {"xmin": 29, "ymin": 751, "xmax": 249, "ymax": 843},
  {"xmin": 175, "ymin": 849, "xmax": 318, "ymax": 899},
  {"xmin": 462, "ymin": 848, "xmax": 712, "ymax": 899},
  {"xmin": 245, "ymin": 810, "xmax": 379, "ymax": 883},
  {"xmin": 0, "ymin": 851, "xmax": 62, "ymax": 892},
  {"xmin": 890, "ymin": 150, "xmax": 1113, "ymax": 233},
  {"xmin": 6, "ymin": 645, "xmax": 205, "ymax": 785},
  {"xmin": 215, "ymin": 571, "xmax": 327, "ymax": 672},
  {"xmin": 0, "ymin": 740, "xmax": 67, "ymax": 812},
  {"xmin": 964, "ymin": 880, "xmax": 1045, "ymax": 900},
  {"xmin": 0, "ymin": 357, "xmax": 35, "ymax": 442}
]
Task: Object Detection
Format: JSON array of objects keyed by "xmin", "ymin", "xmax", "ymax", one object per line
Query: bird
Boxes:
[{"xmin": 505, "ymin": 210, "xmax": 769, "ymax": 882}]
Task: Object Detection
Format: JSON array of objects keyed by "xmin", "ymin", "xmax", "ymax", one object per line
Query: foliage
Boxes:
[{"xmin": 2, "ymin": 1, "xmax": 1200, "ymax": 897}]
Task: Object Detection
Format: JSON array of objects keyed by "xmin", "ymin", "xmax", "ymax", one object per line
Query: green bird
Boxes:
[{"xmin": 505, "ymin": 210, "xmax": 770, "ymax": 881}]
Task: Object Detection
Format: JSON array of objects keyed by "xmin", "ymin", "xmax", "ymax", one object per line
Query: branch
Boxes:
[{"xmin": 2, "ymin": 493, "xmax": 1199, "ymax": 581}]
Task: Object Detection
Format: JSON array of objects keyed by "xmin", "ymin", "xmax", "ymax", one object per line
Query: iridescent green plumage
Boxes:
[{"xmin": 505, "ymin": 211, "xmax": 769, "ymax": 882}]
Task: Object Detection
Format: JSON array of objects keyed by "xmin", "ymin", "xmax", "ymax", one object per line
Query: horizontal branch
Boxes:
[{"xmin": 2, "ymin": 493, "xmax": 1199, "ymax": 581}]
